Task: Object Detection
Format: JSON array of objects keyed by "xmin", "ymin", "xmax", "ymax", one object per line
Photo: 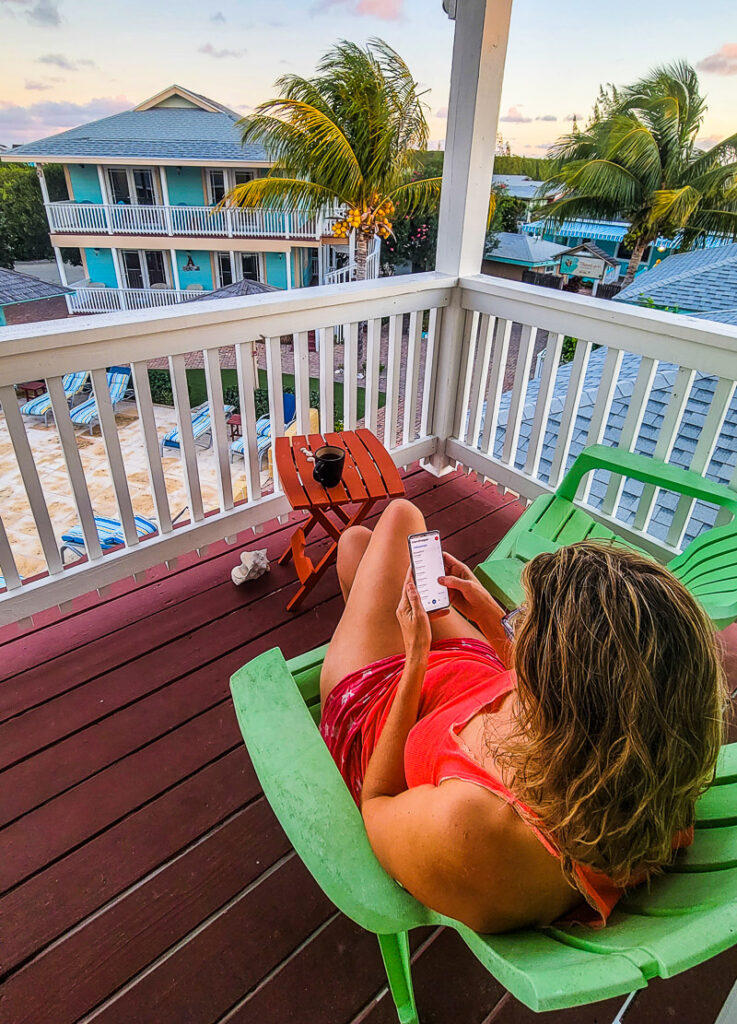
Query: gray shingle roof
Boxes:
[
  {"xmin": 484, "ymin": 231, "xmax": 568, "ymax": 265},
  {"xmin": 4, "ymin": 108, "xmax": 268, "ymax": 163},
  {"xmin": 478, "ymin": 345, "xmax": 737, "ymax": 549},
  {"xmin": 613, "ymin": 243, "xmax": 737, "ymax": 312},
  {"xmin": 694, "ymin": 308, "xmax": 737, "ymax": 326},
  {"xmin": 0, "ymin": 268, "xmax": 73, "ymax": 305}
]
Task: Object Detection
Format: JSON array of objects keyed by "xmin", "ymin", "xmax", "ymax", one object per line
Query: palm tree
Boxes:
[
  {"xmin": 222, "ymin": 39, "xmax": 442, "ymax": 281},
  {"xmin": 534, "ymin": 62, "xmax": 737, "ymax": 286}
]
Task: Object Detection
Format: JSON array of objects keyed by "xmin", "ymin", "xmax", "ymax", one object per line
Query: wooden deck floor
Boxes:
[{"xmin": 1, "ymin": 465, "xmax": 736, "ymax": 1024}]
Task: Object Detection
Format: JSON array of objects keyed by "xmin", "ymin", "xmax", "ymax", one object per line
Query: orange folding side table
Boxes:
[{"xmin": 274, "ymin": 428, "xmax": 405, "ymax": 611}]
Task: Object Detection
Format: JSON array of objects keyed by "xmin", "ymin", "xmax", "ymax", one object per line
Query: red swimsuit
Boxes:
[{"xmin": 320, "ymin": 637, "xmax": 692, "ymax": 928}]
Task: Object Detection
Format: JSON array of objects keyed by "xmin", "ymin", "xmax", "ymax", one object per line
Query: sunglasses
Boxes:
[{"xmin": 501, "ymin": 606, "xmax": 524, "ymax": 640}]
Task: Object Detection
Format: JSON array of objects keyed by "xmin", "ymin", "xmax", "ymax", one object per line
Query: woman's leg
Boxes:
[{"xmin": 320, "ymin": 499, "xmax": 487, "ymax": 702}]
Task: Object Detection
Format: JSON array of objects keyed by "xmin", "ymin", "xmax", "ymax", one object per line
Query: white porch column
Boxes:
[
  {"xmin": 170, "ymin": 248, "xmax": 181, "ymax": 291},
  {"xmin": 285, "ymin": 248, "xmax": 293, "ymax": 290},
  {"xmin": 110, "ymin": 247, "xmax": 129, "ymax": 310},
  {"xmin": 36, "ymin": 164, "xmax": 51, "ymax": 205},
  {"xmin": 427, "ymin": 0, "xmax": 513, "ymax": 474},
  {"xmin": 160, "ymin": 167, "xmax": 173, "ymax": 235},
  {"xmin": 52, "ymin": 245, "xmax": 68, "ymax": 286},
  {"xmin": 96, "ymin": 164, "xmax": 113, "ymax": 233}
]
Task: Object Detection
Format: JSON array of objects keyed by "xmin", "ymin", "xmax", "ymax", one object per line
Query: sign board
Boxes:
[{"xmin": 559, "ymin": 254, "xmax": 607, "ymax": 280}]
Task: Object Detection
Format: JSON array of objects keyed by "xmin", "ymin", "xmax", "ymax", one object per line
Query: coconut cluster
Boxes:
[{"xmin": 332, "ymin": 195, "xmax": 396, "ymax": 240}]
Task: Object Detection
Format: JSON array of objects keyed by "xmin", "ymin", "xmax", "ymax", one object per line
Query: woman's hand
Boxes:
[
  {"xmin": 396, "ymin": 567, "xmax": 432, "ymax": 666},
  {"xmin": 439, "ymin": 552, "xmax": 497, "ymax": 624}
]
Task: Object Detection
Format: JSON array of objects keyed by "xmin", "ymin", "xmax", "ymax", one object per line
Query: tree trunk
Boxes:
[
  {"xmin": 354, "ymin": 231, "xmax": 369, "ymax": 282},
  {"xmin": 621, "ymin": 237, "xmax": 649, "ymax": 288}
]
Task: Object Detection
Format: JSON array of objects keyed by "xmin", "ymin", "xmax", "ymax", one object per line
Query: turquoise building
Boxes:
[
  {"xmin": 520, "ymin": 218, "xmax": 675, "ymax": 279},
  {"xmin": 2, "ymin": 85, "xmax": 357, "ymax": 312}
]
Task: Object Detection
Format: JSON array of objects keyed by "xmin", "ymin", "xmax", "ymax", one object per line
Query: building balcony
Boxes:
[
  {"xmin": 68, "ymin": 280, "xmax": 212, "ymax": 313},
  {"xmin": 45, "ymin": 200, "xmax": 326, "ymax": 242}
]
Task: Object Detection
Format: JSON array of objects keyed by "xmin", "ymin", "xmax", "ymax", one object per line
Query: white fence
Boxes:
[
  {"xmin": 46, "ymin": 202, "xmax": 323, "ymax": 240},
  {"xmin": 70, "ymin": 285, "xmax": 211, "ymax": 313},
  {"xmin": 2, "ymin": 271, "xmax": 737, "ymax": 624}
]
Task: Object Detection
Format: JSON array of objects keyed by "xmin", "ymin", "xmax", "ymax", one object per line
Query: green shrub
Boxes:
[{"xmin": 148, "ymin": 369, "xmax": 173, "ymax": 405}]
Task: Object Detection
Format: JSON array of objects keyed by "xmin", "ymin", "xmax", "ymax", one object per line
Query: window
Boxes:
[
  {"xmin": 216, "ymin": 252, "xmax": 234, "ymax": 288},
  {"xmin": 107, "ymin": 168, "xmax": 158, "ymax": 206},
  {"xmin": 617, "ymin": 240, "xmax": 652, "ymax": 264},
  {"xmin": 121, "ymin": 249, "xmax": 169, "ymax": 289},
  {"xmin": 241, "ymin": 253, "xmax": 260, "ymax": 281},
  {"xmin": 234, "ymin": 170, "xmax": 255, "ymax": 188},
  {"xmin": 208, "ymin": 170, "xmax": 226, "ymax": 205}
]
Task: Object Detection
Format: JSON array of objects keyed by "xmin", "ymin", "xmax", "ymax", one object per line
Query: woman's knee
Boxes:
[
  {"xmin": 337, "ymin": 525, "xmax": 372, "ymax": 569},
  {"xmin": 377, "ymin": 498, "xmax": 425, "ymax": 535}
]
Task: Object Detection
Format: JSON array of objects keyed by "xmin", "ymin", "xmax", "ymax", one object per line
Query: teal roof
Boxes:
[
  {"xmin": 4, "ymin": 107, "xmax": 268, "ymax": 164},
  {"xmin": 484, "ymin": 231, "xmax": 567, "ymax": 266},
  {"xmin": 614, "ymin": 244, "xmax": 737, "ymax": 312}
]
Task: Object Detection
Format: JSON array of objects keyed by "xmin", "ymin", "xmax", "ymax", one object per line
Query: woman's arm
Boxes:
[
  {"xmin": 439, "ymin": 553, "xmax": 514, "ymax": 668},
  {"xmin": 362, "ymin": 569, "xmax": 430, "ymax": 803}
]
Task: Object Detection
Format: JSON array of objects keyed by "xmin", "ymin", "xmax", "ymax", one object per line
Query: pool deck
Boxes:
[{"xmin": 0, "ymin": 463, "xmax": 735, "ymax": 1024}]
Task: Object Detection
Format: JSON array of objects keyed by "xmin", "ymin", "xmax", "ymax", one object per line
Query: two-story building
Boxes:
[{"xmin": 2, "ymin": 85, "xmax": 364, "ymax": 312}]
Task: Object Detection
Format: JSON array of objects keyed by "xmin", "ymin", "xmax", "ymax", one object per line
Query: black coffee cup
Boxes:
[{"xmin": 313, "ymin": 445, "xmax": 345, "ymax": 488}]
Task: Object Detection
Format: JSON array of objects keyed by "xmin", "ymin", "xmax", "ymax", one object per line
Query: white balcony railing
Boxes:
[
  {"xmin": 69, "ymin": 285, "xmax": 211, "ymax": 314},
  {"xmin": 45, "ymin": 201, "xmax": 324, "ymax": 240},
  {"xmin": 1, "ymin": 272, "xmax": 736, "ymax": 625}
]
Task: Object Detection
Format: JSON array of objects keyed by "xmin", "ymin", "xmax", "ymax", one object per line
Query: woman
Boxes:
[{"xmin": 319, "ymin": 499, "xmax": 727, "ymax": 933}]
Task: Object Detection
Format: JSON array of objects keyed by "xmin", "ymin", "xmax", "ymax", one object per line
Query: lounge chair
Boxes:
[
  {"xmin": 20, "ymin": 371, "xmax": 90, "ymax": 425},
  {"xmin": 230, "ymin": 393, "xmax": 297, "ymax": 467},
  {"xmin": 59, "ymin": 507, "xmax": 187, "ymax": 562},
  {"xmin": 69, "ymin": 366, "xmax": 132, "ymax": 435},
  {"xmin": 160, "ymin": 402, "xmax": 235, "ymax": 456},
  {"xmin": 474, "ymin": 444, "xmax": 737, "ymax": 630},
  {"xmin": 230, "ymin": 646, "xmax": 737, "ymax": 1022}
]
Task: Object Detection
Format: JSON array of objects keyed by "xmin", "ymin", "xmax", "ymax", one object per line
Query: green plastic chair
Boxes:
[
  {"xmin": 474, "ymin": 444, "xmax": 737, "ymax": 629},
  {"xmin": 230, "ymin": 644, "xmax": 737, "ymax": 1022}
]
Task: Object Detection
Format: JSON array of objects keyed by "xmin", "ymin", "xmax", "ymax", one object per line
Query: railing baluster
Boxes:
[
  {"xmin": 403, "ymin": 311, "xmax": 422, "ymax": 444},
  {"xmin": 343, "ymin": 321, "xmax": 359, "ymax": 431},
  {"xmin": 454, "ymin": 310, "xmax": 480, "ymax": 439},
  {"xmin": 524, "ymin": 331, "xmax": 564, "ymax": 478},
  {"xmin": 293, "ymin": 331, "xmax": 311, "ymax": 434},
  {"xmin": 465, "ymin": 313, "xmax": 495, "ymax": 446},
  {"xmin": 130, "ymin": 361, "xmax": 173, "ymax": 533},
  {"xmin": 383, "ymin": 314, "xmax": 402, "ymax": 450},
  {"xmin": 547, "ymin": 338, "xmax": 593, "ymax": 489},
  {"xmin": 479, "ymin": 317, "xmax": 512, "ymax": 456},
  {"xmin": 502, "ymin": 324, "xmax": 537, "ymax": 467},
  {"xmin": 0, "ymin": 517, "xmax": 21, "ymax": 591},
  {"xmin": 234, "ymin": 341, "xmax": 261, "ymax": 501},
  {"xmin": 632, "ymin": 365, "xmax": 696, "ymax": 533},
  {"xmin": 47, "ymin": 376, "xmax": 103, "ymax": 560},
  {"xmin": 265, "ymin": 336, "xmax": 285, "ymax": 489},
  {"xmin": 318, "ymin": 327, "xmax": 335, "ymax": 433},
  {"xmin": 90, "ymin": 367, "xmax": 139, "ymax": 547},
  {"xmin": 364, "ymin": 317, "xmax": 382, "ymax": 435},
  {"xmin": 578, "ymin": 346, "xmax": 624, "ymax": 503},
  {"xmin": 169, "ymin": 354, "xmax": 204, "ymax": 521},
  {"xmin": 601, "ymin": 356, "xmax": 658, "ymax": 516},
  {"xmin": 420, "ymin": 307, "xmax": 440, "ymax": 439},
  {"xmin": 0, "ymin": 384, "xmax": 63, "ymax": 575},
  {"xmin": 667, "ymin": 377, "xmax": 736, "ymax": 547},
  {"xmin": 203, "ymin": 347, "xmax": 234, "ymax": 512}
]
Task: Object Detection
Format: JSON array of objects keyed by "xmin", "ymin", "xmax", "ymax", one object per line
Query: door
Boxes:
[
  {"xmin": 133, "ymin": 169, "xmax": 156, "ymax": 206},
  {"xmin": 122, "ymin": 250, "xmax": 169, "ymax": 289},
  {"xmin": 208, "ymin": 170, "xmax": 226, "ymax": 205},
  {"xmin": 122, "ymin": 250, "xmax": 144, "ymax": 288},
  {"xmin": 241, "ymin": 252, "xmax": 260, "ymax": 281},
  {"xmin": 145, "ymin": 251, "xmax": 167, "ymax": 286},
  {"xmin": 108, "ymin": 169, "xmax": 131, "ymax": 205},
  {"xmin": 216, "ymin": 252, "xmax": 234, "ymax": 288}
]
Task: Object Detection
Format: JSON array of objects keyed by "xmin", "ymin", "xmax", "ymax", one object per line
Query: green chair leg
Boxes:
[{"xmin": 378, "ymin": 931, "xmax": 419, "ymax": 1024}]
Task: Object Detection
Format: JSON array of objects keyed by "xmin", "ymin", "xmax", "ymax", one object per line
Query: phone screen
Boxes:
[{"xmin": 408, "ymin": 531, "xmax": 450, "ymax": 613}]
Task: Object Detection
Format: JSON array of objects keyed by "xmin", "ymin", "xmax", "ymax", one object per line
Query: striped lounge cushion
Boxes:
[{"xmin": 61, "ymin": 515, "xmax": 157, "ymax": 550}]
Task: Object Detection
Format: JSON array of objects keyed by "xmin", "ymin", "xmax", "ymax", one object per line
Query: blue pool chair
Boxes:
[
  {"xmin": 69, "ymin": 367, "xmax": 131, "ymax": 434},
  {"xmin": 160, "ymin": 403, "xmax": 235, "ymax": 455},
  {"xmin": 230, "ymin": 393, "xmax": 297, "ymax": 467},
  {"xmin": 20, "ymin": 371, "xmax": 90, "ymax": 425}
]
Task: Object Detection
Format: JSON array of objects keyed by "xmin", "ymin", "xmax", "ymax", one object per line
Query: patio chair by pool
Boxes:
[
  {"xmin": 230, "ymin": 393, "xmax": 297, "ymax": 466},
  {"xmin": 59, "ymin": 507, "xmax": 187, "ymax": 562},
  {"xmin": 474, "ymin": 444, "xmax": 737, "ymax": 631},
  {"xmin": 20, "ymin": 371, "xmax": 89, "ymax": 425},
  {"xmin": 231, "ymin": 647, "xmax": 737, "ymax": 1022},
  {"xmin": 69, "ymin": 367, "xmax": 131, "ymax": 435},
  {"xmin": 160, "ymin": 403, "xmax": 235, "ymax": 456}
]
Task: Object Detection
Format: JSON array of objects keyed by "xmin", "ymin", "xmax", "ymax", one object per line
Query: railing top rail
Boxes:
[{"xmin": 0, "ymin": 272, "xmax": 456, "ymax": 382}]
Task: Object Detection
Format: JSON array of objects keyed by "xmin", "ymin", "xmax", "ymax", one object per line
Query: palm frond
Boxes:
[
  {"xmin": 649, "ymin": 186, "xmax": 702, "ymax": 225},
  {"xmin": 220, "ymin": 178, "xmax": 344, "ymax": 217},
  {"xmin": 388, "ymin": 176, "xmax": 442, "ymax": 216}
]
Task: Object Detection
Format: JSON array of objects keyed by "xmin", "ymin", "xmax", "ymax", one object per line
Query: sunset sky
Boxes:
[{"xmin": 1, "ymin": 0, "xmax": 736, "ymax": 156}]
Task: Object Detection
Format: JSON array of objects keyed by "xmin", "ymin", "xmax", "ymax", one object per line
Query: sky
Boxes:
[{"xmin": 1, "ymin": 0, "xmax": 736, "ymax": 156}]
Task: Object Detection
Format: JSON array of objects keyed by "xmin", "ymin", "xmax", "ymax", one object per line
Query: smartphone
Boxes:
[{"xmin": 408, "ymin": 530, "xmax": 450, "ymax": 613}]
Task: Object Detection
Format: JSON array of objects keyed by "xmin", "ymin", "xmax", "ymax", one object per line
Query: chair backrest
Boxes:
[
  {"xmin": 61, "ymin": 371, "xmax": 89, "ymax": 395},
  {"xmin": 283, "ymin": 393, "xmax": 297, "ymax": 424},
  {"xmin": 107, "ymin": 367, "xmax": 132, "ymax": 404}
]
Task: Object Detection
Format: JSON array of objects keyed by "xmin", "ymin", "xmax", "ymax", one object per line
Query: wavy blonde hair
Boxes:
[{"xmin": 498, "ymin": 541, "xmax": 728, "ymax": 888}]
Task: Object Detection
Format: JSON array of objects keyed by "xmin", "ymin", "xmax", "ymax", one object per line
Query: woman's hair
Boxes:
[{"xmin": 497, "ymin": 540, "xmax": 728, "ymax": 889}]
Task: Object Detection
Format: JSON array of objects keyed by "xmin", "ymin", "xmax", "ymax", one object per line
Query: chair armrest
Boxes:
[
  {"xmin": 230, "ymin": 648, "xmax": 429, "ymax": 934},
  {"xmin": 556, "ymin": 445, "xmax": 737, "ymax": 519}
]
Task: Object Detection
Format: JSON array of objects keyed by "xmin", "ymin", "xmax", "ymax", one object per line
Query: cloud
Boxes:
[
  {"xmin": 198, "ymin": 42, "xmax": 246, "ymax": 58},
  {"xmin": 500, "ymin": 105, "xmax": 532, "ymax": 123},
  {"xmin": 28, "ymin": 0, "xmax": 59, "ymax": 24},
  {"xmin": 312, "ymin": 0, "xmax": 403, "ymax": 17},
  {"xmin": 697, "ymin": 134, "xmax": 722, "ymax": 149},
  {"xmin": 565, "ymin": 112, "xmax": 582, "ymax": 121},
  {"xmin": 0, "ymin": 95, "xmax": 132, "ymax": 143},
  {"xmin": 535, "ymin": 114, "xmax": 557, "ymax": 122},
  {"xmin": 697, "ymin": 43, "xmax": 737, "ymax": 75},
  {"xmin": 210, "ymin": 10, "xmax": 226, "ymax": 21},
  {"xmin": 435, "ymin": 106, "xmax": 448, "ymax": 119},
  {"xmin": 25, "ymin": 79, "xmax": 52, "ymax": 90},
  {"xmin": 37, "ymin": 52, "xmax": 94, "ymax": 70}
]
